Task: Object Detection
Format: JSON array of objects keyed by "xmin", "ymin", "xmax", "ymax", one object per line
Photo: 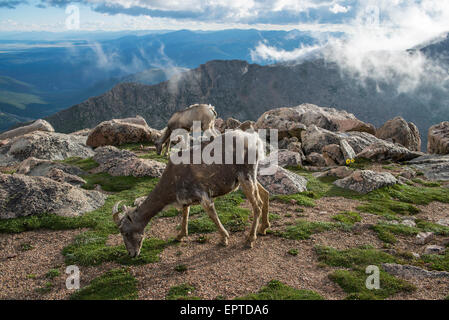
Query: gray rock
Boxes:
[
  {"xmin": 427, "ymin": 121, "xmax": 449, "ymax": 154},
  {"xmin": 333, "ymin": 170, "xmax": 397, "ymax": 194},
  {"xmin": 17, "ymin": 157, "xmax": 85, "ymax": 177},
  {"xmin": 45, "ymin": 168, "xmax": 86, "ymax": 187},
  {"xmin": 437, "ymin": 218, "xmax": 449, "ymax": 227},
  {"xmin": 93, "ymin": 146, "xmax": 166, "ymax": 178},
  {"xmin": 0, "ymin": 119, "xmax": 54, "ymax": 140},
  {"xmin": 0, "ymin": 131, "xmax": 94, "ymax": 166},
  {"xmin": 356, "ymin": 141, "xmax": 423, "ymax": 162},
  {"xmin": 255, "ymin": 104, "xmax": 375, "ymax": 136},
  {"xmin": 382, "ymin": 263, "xmax": 449, "ymax": 278},
  {"xmin": 401, "ymin": 219, "xmax": 416, "ymax": 228},
  {"xmin": 313, "ymin": 166, "xmax": 353, "ymax": 179},
  {"xmin": 258, "ymin": 165, "xmax": 308, "ymax": 195},
  {"xmin": 416, "ymin": 232, "xmax": 435, "ymax": 245},
  {"xmin": 306, "ymin": 152, "xmax": 327, "ymax": 167},
  {"xmin": 376, "ymin": 117, "xmax": 421, "ymax": 151},
  {"xmin": 322, "ymin": 144, "xmax": 344, "ymax": 166},
  {"xmin": 424, "ymin": 245, "xmax": 446, "ymax": 255},
  {"xmin": 264, "ymin": 150, "xmax": 302, "ymax": 168},
  {"xmin": 225, "ymin": 117, "xmax": 242, "ymax": 130},
  {"xmin": 408, "ymin": 154, "xmax": 449, "ymax": 181},
  {"xmin": 86, "ymin": 116, "xmax": 160, "ymax": 148},
  {"xmin": 340, "ymin": 139, "xmax": 356, "ymax": 161},
  {"xmin": 0, "ymin": 173, "xmax": 106, "ymax": 219}
]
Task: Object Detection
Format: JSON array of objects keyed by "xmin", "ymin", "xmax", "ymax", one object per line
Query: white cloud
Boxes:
[
  {"xmin": 250, "ymin": 0, "xmax": 449, "ymax": 93},
  {"xmin": 329, "ymin": 4, "xmax": 350, "ymax": 14}
]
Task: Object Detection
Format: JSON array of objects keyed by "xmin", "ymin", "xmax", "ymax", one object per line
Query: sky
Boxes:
[{"xmin": 0, "ymin": 0, "xmax": 370, "ymax": 32}]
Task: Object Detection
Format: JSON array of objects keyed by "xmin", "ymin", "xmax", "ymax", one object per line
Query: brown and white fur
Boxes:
[
  {"xmin": 155, "ymin": 103, "xmax": 219, "ymax": 156},
  {"xmin": 113, "ymin": 130, "xmax": 270, "ymax": 257}
]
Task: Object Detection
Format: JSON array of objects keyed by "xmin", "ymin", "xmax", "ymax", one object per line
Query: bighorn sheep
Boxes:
[
  {"xmin": 155, "ymin": 103, "xmax": 218, "ymax": 155},
  {"xmin": 112, "ymin": 130, "xmax": 270, "ymax": 257}
]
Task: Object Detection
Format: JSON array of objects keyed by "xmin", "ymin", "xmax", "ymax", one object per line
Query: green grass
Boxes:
[
  {"xmin": 315, "ymin": 246, "xmax": 398, "ymax": 269},
  {"xmin": 236, "ymin": 280, "xmax": 324, "ymax": 300},
  {"xmin": 371, "ymin": 222, "xmax": 420, "ymax": 244},
  {"xmin": 329, "ymin": 269, "xmax": 416, "ymax": 300},
  {"xmin": 0, "ymin": 89, "xmax": 46, "ymax": 110},
  {"xmin": 421, "ymin": 253, "xmax": 449, "ymax": 272},
  {"xmin": 187, "ymin": 191, "xmax": 251, "ymax": 234},
  {"xmin": 82, "ymin": 173, "xmax": 148, "ymax": 192},
  {"xmin": 416, "ymin": 220, "xmax": 449, "ymax": 236},
  {"xmin": 285, "ymin": 167, "xmax": 449, "ymax": 220},
  {"xmin": 60, "ymin": 157, "xmax": 99, "ymax": 171},
  {"xmin": 316, "ymin": 246, "xmax": 415, "ymax": 299},
  {"xmin": 45, "ymin": 269, "xmax": 60, "ymax": 279},
  {"xmin": 272, "ymin": 193, "xmax": 316, "ymax": 207},
  {"xmin": 412, "ymin": 178, "xmax": 441, "ymax": 187},
  {"xmin": 332, "ymin": 211, "xmax": 362, "ymax": 225},
  {"xmin": 277, "ymin": 220, "xmax": 343, "ymax": 240},
  {"xmin": 174, "ymin": 264, "xmax": 188, "ymax": 272},
  {"xmin": 35, "ymin": 282, "xmax": 53, "ymax": 294},
  {"xmin": 20, "ymin": 242, "xmax": 34, "ymax": 251},
  {"xmin": 62, "ymin": 232, "xmax": 169, "ymax": 266},
  {"xmin": 288, "ymin": 248, "xmax": 299, "ymax": 256},
  {"xmin": 70, "ymin": 268, "xmax": 138, "ymax": 300},
  {"xmin": 166, "ymin": 283, "xmax": 201, "ymax": 300}
]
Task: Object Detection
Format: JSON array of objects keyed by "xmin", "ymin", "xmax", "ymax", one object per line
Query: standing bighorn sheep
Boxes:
[
  {"xmin": 155, "ymin": 103, "xmax": 219, "ymax": 155},
  {"xmin": 112, "ymin": 130, "xmax": 270, "ymax": 257}
]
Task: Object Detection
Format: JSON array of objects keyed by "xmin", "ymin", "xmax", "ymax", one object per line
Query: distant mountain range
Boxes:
[
  {"xmin": 46, "ymin": 51, "xmax": 449, "ymax": 150},
  {"xmin": 0, "ymin": 29, "xmax": 319, "ymax": 131}
]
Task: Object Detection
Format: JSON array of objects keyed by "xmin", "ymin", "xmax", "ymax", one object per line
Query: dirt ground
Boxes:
[{"xmin": 1, "ymin": 197, "xmax": 449, "ymax": 300}]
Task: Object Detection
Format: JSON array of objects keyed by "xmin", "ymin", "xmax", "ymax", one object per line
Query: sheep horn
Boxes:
[{"xmin": 112, "ymin": 201, "xmax": 124, "ymax": 226}]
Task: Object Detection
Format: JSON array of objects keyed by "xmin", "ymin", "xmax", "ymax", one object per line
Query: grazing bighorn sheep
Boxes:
[
  {"xmin": 155, "ymin": 103, "xmax": 218, "ymax": 155},
  {"xmin": 113, "ymin": 130, "xmax": 270, "ymax": 257}
]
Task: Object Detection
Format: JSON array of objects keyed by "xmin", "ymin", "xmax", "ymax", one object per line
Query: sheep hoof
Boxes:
[
  {"xmin": 175, "ymin": 234, "xmax": 186, "ymax": 242},
  {"xmin": 246, "ymin": 240, "xmax": 255, "ymax": 248},
  {"xmin": 221, "ymin": 237, "xmax": 229, "ymax": 246}
]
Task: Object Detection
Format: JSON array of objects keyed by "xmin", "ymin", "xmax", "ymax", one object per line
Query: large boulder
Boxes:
[
  {"xmin": 356, "ymin": 141, "xmax": 423, "ymax": 162},
  {"xmin": 0, "ymin": 173, "xmax": 106, "ymax": 219},
  {"xmin": 408, "ymin": 155, "xmax": 449, "ymax": 181},
  {"xmin": 427, "ymin": 121, "xmax": 449, "ymax": 155},
  {"xmin": 333, "ymin": 170, "xmax": 397, "ymax": 194},
  {"xmin": 255, "ymin": 104, "xmax": 375, "ymax": 139},
  {"xmin": 0, "ymin": 119, "xmax": 54, "ymax": 140},
  {"xmin": 17, "ymin": 157, "xmax": 84, "ymax": 177},
  {"xmin": 264, "ymin": 150, "xmax": 302, "ymax": 168},
  {"xmin": 86, "ymin": 116, "xmax": 160, "ymax": 148},
  {"xmin": 376, "ymin": 117, "xmax": 421, "ymax": 151},
  {"xmin": 93, "ymin": 146, "xmax": 166, "ymax": 178},
  {"xmin": 45, "ymin": 168, "xmax": 86, "ymax": 187},
  {"xmin": 257, "ymin": 164, "xmax": 308, "ymax": 195},
  {"xmin": 0, "ymin": 131, "xmax": 94, "ymax": 166},
  {"xmin": 322, "ymin": 144, "xmax": 344, "ymax": 166}
]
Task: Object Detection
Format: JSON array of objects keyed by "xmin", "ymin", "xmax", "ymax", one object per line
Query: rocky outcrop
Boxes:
[
  {"xmin": 93, "ymin": 146, "xmax": 166, "ymax": 178},
  {"xmin": 0, "ymin": 131, "xmax": 94, "ymax": 166},
  {"xmin": 407, "ymin": 155, "xmax": 449, "ymax": 181},
  {"xmin": 86, "ymin": 116, "xmax": 160, "ymax": 148},
  {"xmin": 0, "ymin": 173, "xmax": 106, "ymax": 219},
  {"xmin": 427, "ymin": 121, "xmax": 449, "ymax": 154},
  {"xmin": 0, "ymin": 119, "xmax": 54, "ymax": 140},
  {"xmin": 356, "ymin": 141, "xmax": 423, "ymax": 162},
  {"xmin": 255, "ymin": 104, "xmax": 375, "ymax": 139},
  {"xmin": 376, "ymin": 117, "xmax": 421, "ymax": 151},
  {"xmin": 322, "ymin": 144, "xmax": 344, "ymax": 166},
  {"xmin": 257, "ymin": 165, "xmax": 308, "ymax": 195},
  {"xmin": 225, "ymin": 117, "xmax": 242, "ymax": 130},
  {"xmin": 333, "ymin": 170, "xmax": 397, "ymax": 194}
]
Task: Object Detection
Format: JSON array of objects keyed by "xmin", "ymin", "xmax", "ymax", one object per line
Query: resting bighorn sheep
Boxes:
[
  {"xmin": 155, "ymin": 103, "xmax": 219, "ymax": 155},
  {"xmin": 112, "ymin": 130, "xmax": 270, "ymax": 257}
]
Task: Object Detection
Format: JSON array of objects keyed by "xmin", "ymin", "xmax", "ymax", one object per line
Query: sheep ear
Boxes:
[{"xmin": 112, "ymin": 201, "xmax": 124, "ymax": 226}]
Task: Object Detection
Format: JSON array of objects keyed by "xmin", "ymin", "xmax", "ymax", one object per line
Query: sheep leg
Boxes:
[
  {"xmin": 164, "ymin": 139, "xmax": 171, "ymax": 157},
  {"xmin": 240, "ymin": 179, "xmax": 263, "ymax": 248},
  {"xmin": 257, "ymin": 182, "xmax": 270, "ymax": 235},
  {"xmin": 176, "ymin": 206, "xmax": 190, "ymax": 241},
  {"xmin": 201, "ymin": 198, "xmax": 229, "ymax": 246}
]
